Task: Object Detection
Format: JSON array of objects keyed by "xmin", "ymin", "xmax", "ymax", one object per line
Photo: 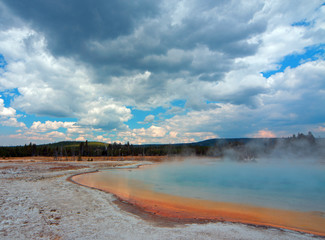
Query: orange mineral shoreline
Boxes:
[{"xmin": 71, "ymin": 170, "xmax": 325, "ymax": 237}]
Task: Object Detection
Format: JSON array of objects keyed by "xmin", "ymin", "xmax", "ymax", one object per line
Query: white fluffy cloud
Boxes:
[
  {"xmin": 30, "ymin": 121, "xmax": 76, "ymax": 132},
  {"xmin": 0, "ymin": 98, "xmax": 15, "ymax": 117},
  {"xmin": 0, "ymin": 27, "xmax": 133, "ymax": 131},
  {"xmin": 133, "ymin": 126, "xmax": 167, "ymax": 138},
  {"xmin": 0, "ymin": 97, "xmax": 26, "ymax": 128},
  {"xmin": 249, "ymin": 129, "xmax": 276, "ymax": 138},
  {"xmin": 1, "ymin": 117, "xmax": 26, "ymax": 128},
  {"xmin": 138, "ymin": 114, "xmax": 155, "ymax": 124},
  {"xmin": 78, "ymin": 99, "xmax": 132, "ymax": 130},
  {"xmin": 9, "ymin": 131, "xmax": 67, "ymax": 142},
  {"xmin": 263, "ymin": 60, "xmax": 325, "ymax": 123},
  {"xmin": 0, "ymin": 0, "xmax": 324, "ymax": 144}
]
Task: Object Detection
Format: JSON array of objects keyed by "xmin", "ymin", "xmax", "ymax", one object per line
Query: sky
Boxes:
[{"xmin": 0, "ymin": 0, "xmax": 325, "ymax": 146}]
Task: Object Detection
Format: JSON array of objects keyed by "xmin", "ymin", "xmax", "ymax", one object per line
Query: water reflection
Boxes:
[
  {"xmin": 72, "ymin": 158, "xmax": 325, "ymax": 236},
  {"xmin": 88, "ymin": 159, "xmax": 325, "ymax": 212}
]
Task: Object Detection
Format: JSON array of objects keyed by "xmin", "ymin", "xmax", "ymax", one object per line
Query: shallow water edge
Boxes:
[{"xmin": 69, "ymin": 162, "xmax": 325, "ymax": 237}]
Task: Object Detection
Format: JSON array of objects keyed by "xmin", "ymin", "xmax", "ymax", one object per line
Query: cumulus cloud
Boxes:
[
  {"xmin": 76, "ymin": 136, "xmax": 86, "ymax": 142},
  {"xmin": 0, "ymin": 0, "xmax": 269, "ymax": 110},
  {"xmin": 78, "ymin": 99, "xmax": 132, "ymax": 130},
  {"xmin": 1, "ymin": 117, "xmax": 26, "ymax": 128},
  {"xmin": 30, "ymin": 121, "xmax": 76, "ymax": 132},
  {"xmin": 0, "ymin": 27, "xmax": 133, "ymax": 131},
  {"xmin": 138, "ymin": 114, "xmax": 155, "ymax": 124},
  {"xmin": 144, "ymin": 115, "xmax": 155, "ymax": 123},
  {"xmin": 0, "ymin": 98, "xmax": 15, "ymax": 117},
  {"xmin": 1, "ymin": 0, "xmax": 159, "ymax": 57},
  {"xmin": 317, "ymin": 125, "xmax": 325, "ymax": 132},
  {"xmin": 264, "ymin": 60, "xmax": 325, "ymax": 124},
  {"xmin": 0, "ymin": 97, "xmax": 26, "ymax": 128},
  {"xmin": 46, "ymin": 131, "xmax": 66, "ymax": 139},
  {"xmin": 0, "ymin": 0, "xmax": 324, "ymax": 144},
  {"xmin": 134, "ymin": 126, "xmax": 167, "ymax": 138},
  {"xmin": 0, "ymin": 27, "xmax": 92, "ymax": 116},
  {"xmin": 95, "ymin": 135, "xmax": 111, "ymax": 143},
  {"xmin": 9, "ymin": 131, "xmax": 67, "ymax": 143},
  {"xmin": 249, "ymin": 129, "xmax": 277, "ymax": 138}
]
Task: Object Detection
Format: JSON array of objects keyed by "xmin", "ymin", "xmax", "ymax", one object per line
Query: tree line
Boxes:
[
  {"xmin": 0, "ymin": 132, "xmax": 322, "ymax": 160},
  {"xmin": 0, "ymin": 140, "xmax": 211, "ymax": 158}
]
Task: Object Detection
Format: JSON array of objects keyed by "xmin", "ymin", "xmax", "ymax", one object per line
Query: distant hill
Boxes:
[
  {"xmin": 40, "ymin": 141, "xmax": 107, "ymax": 148},
  {"xmin": 0, "ymin": 133, "xmax": 323, "ymax": 159},
  {"xmin": 188, "ymin": 138, "xmax": 252, "ymax": 147}
]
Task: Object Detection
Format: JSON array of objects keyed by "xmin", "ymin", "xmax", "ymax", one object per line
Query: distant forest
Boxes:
[{"xmin": 0, "ymin": 132, "xmax": 323, "ymax": 160}]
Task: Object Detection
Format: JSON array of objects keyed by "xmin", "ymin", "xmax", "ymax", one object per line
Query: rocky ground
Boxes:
[{"xmin": 0, "ymin": 159, "xmax": 322, "ymax": 240}]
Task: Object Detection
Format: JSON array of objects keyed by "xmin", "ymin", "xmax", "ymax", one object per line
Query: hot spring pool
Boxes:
[
  {"xmin": 72, "ymin": 158, "xmax": 325, "ymax": 235},
  {"xmin": 101, "ymin": 159, "xmax": 325, "ymax": 211}
]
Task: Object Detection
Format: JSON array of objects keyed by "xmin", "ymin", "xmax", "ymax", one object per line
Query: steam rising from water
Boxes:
[
  {"xmin": 110, "ymin": 156, "xmax": 325, "ymax": 212},
  {"xmin": 206, "ymin": 134, "xmax": 325, "ymax": 164}
]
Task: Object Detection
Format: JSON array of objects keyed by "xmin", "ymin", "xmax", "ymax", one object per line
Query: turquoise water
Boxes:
[{"xmin": 104, "ymin": 158, "xmax": 325, "ymax": 212}]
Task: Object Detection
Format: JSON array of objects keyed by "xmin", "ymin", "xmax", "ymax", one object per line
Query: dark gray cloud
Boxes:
[
  {"xmin": 1, "ymin": 0, "xmax": 266, "ymax": 78},
  {"xmin": 2, "ymin": 0, "xmax": 159, "ymax": 56},
  {"xmin": 161, "ymin": 1, "xmax": 266, "ymax": 51},
  {"xmin": 2, "ymin": 0, "xmax": 323, "ymax": 142},
  {"xmin": 1, "ymin": 0, "xmax": 269, "ymax": 116}
]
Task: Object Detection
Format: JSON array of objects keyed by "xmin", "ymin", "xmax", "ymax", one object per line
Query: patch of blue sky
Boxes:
[
  {"xmin": 126, "ymin": 107, "xmax": 166, "ymax": 129},
  {"xmin": 291, "ymin": 19, "xmax": 311, "ymax": 27},
  {"xmin": 162, "ymin": 99, "xmax": 187, "ymax": 117},
  {"xmin": 0, "ymin": 54, "xmax": 7, "ymax": 68},
  {"xmin": 127, "ymin": 100, "xmax": 187, "ymax": 129},
  {"xmin": 0, "ymin": 89, "xmax": 78, "ymax": 128},
  {"xmin": 170, "ymin": 99, "xmax": 186, "ymax": 108},
  {"xmin": 0, "ymin": 88, "xmax": 20, "ymax": 107},
  {"xmin": 21, "ymin": 114, "xmax": 78, "ymax": 129},
  {"xmin": 0, "ymin": 125, "xmax": 19, "ymax": 135},
  {"xmin": 206, "ymin": 100, "xmax": 221, "ymax": 106},
  {"xmin": 262, "ymin": 44, "xmax": 325, "ymax": 78}
]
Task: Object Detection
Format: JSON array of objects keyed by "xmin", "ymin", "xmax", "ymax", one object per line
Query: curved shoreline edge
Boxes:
[{"xmin": 67, "ymin": 164, "xmax": 325, "ymax": 238}]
